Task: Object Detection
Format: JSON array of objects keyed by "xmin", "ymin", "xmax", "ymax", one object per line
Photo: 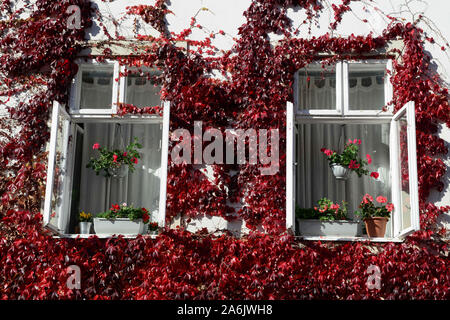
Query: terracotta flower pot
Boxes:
[{"xmin": 364, "ymin": 217, "xmax": 388, "ymax": 237}]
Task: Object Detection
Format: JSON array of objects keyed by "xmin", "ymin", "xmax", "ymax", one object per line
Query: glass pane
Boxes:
[
  {"xmin": 296, "ymin": 123, "xmax": 391, "ymax": 237},
  {"xmin": 125, "ymin": 70, "xmax": 161, "ymax": 108},
  {"xmin": 348, "ymin": 63, "xmax": 386, "ymax": 111},
  {"xmin": 49, "ymin": 112, "xmax": 71, "ymax": 231},
  {"xmin": 79, "ymin": 66, "xmax": 114, "ymax": 109},
  {"xmin": 70, "ymin": 122, "xmax": 163, "ymax": 233},
  {"xmin": 398, "ymin": 115, "xmax": 412, "ymax": 230},
  {"xmin": 298, "ymin": 65, "xmax": 336, "ymax": 110}
]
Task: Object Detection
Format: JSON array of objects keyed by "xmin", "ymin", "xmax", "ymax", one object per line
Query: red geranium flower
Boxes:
[
  {"xmin": 376, "ymin": 196, "xmax": 387, "ymax": 203},
  {"xmin": 93, "ymin": 143, "xmax": 100, "ymax": 150},
  {"xmin": 370, "ymin": 172, "xmax": 379, "ymax": 179}
]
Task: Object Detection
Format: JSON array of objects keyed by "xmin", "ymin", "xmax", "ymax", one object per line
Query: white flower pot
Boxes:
[
  {"xmin": 108, "ymin": 164, "xmax": 129, "ymax": 179},
  {"xmin": 331, "ymin": 164, "xmax": 351, "ymax": 180},
  {"xmin": 93, "ymin": 218, "xmax": 145, "ymax": 235},
  {"xmin": 79, "ymin": 222, "xmax": 92, "ymax": 234},
  {"xmin": 297, "ymin": 219, "xmax": 362, "ymax": 237}
]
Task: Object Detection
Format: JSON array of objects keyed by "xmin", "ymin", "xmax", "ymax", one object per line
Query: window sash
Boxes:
[
  {"xmin": 295, "ymin": 59, "xmax": 393, "ymax": 117},
  {"xmin": 343, "ymin": 59, "xmax": 393, "ymax": 116},
  {"xmin": 295, "ymin": 62, "xmax": 342, "ymax": 116},
  {"xmin": 287, "ymin": 99, "xmax": 419, "ymax": 241},
  {"xmin": 44, "ymin": 101, "xmax": 171, "ymax": 235},
  {"xmin": 286, "ymin": 101, "xmax": 296, "ymax": 232},
  {"xmin": 43, "ymin": 101, "xmax": 72, "ymax": 234},
  {"xmin": 69, "ymin": 59, "xmax": 120, "ymax": 115},
  {"xmin": 391, "ymin": 101, "xmax": 420, "ymax": 238}
]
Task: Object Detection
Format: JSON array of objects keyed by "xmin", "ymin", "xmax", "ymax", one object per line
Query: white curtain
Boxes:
[
  {"xmin": 298, "ymin": 72, "xmax": 336, "ymax": 110},
  {"xmin": 348, "ymin": 73, "xmax": 385, "ymax": 110},
  {"xmin": 126, "ymin": 75, "xmax": 161, "ymax": 108},
  {"xmin": 298, "ymin": 69, "xmax": 385, "ymax": 111},
  {"xmin": 296, "ymin": 123, "xmax": 391, "ymax": 222},
  {"xmin": 78, "ymin": 123, "xmax": 162, "ymax": 219}
]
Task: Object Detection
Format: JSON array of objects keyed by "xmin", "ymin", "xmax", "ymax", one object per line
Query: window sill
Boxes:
[
  {"xmin": 53, "ymin": 234, "xmax": 159, "ymax": 239},
  {"xmin": 295, "ymin": 235, "xmax": 403, "ymax": 242}
]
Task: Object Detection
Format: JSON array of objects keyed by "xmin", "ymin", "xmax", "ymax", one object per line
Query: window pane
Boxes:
[
  {"xmin": 296, "ymin": 123, "xmax": 392, "ymax": 237},
  {"xmin": 298, "ymin": 65, "xmax": 336, "ymax": 110},
  {"xmin": 70, "ymin": 122, "xmax": 162, "ymax": 233},
  {"xmin": 125, "ymin": 70, "xmax": 161, "ymax": 108},
  {"xmin": 398, "ymin": 115, "xmax": 412, "ymax": 230},
  {"xmin": 348, "ymin": 63, "xmax": 386, "ymax": 111},
  {"xmin": 79, "ymin": 66, "xmax": 114, "ymax": 109}
]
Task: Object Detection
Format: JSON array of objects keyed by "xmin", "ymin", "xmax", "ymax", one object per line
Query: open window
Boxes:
[
  {"xmin": 286, "ymin": 59, "xmax": 419, "ymax": 241},
  {"xmin": 44, "ymin": 101, "xmax": 170, "ymax": 236},
  {"xmin": 44, "ymin": 60, "xmax": 170, "ymax": 237},
  {"xmin": 390, "ymin": 101, "xmax": 420, "ymax": 238}
]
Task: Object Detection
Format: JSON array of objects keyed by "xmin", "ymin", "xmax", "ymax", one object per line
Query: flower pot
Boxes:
[
  {"xmin": 148, "ymin": 230, "xmax": 158, "ymax": 236},
  {"xmin": 108, "ymin": 163, "xmax": 128, "ymax": 179},
  {"xmin": 297, "ymin": 219, "xmax": 362, "ymax": 237},
  {"xmin": 93, "ymin": 218, "xmax": 145, "ymax": 235},
  {"xmin": 79, "ymin": 222, "xmax": 92, "ymax": 234},
  {"xmin": 364, "ymin": 217, "xmax": 388, "ymax": 237},
  {"xmin": 331, "ymin": 164, "xmax": 350, "ymax": 180}
]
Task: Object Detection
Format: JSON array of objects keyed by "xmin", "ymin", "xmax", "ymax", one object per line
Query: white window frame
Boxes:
[
  {"xmin": 295, "ymin": 59, "xmax": 393, "ymax": 117},
  {"xmin": 390, "ymin": 101, "xmax": 420, "ymax": 238},
  {"xmin": 69, "ymin": 59, "xmax": 120, "ymax": 115},
  {"xmin": 294, "ymin": 62, "xmax": 343, "ymax": 116},
  {"xmin": 287, "ymin": 59, "xmax": 420, "ymax": 242},
  {"xmin": 343, "ymin": 59, "xmax": 393, "ymax": 116},
  {"xmin": 117, "ymin": 65, "xmax": 162, "ymax": 107},
  {"xmin": 45, "ymin": 58, "xmax": 170, "ymax": 237}
]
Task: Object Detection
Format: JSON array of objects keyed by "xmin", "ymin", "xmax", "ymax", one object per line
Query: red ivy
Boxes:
[{"xmin": 0, "ymin": 0, "xmax": 449, "ymax": 299}]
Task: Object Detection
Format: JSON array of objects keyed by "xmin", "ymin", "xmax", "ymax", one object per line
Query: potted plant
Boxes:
[
  {"xmin": 147, "ymin": 222, "xmax": 159, "ymax": 235},
  {"xmin": 321, "ymin": 139, "xmax": 378, "ymax": 180},
  {"xmin": 86, "ymin": 138, "xmax": 142, "ymax": 178},
  {"xmin": 296, "ymin": 198, "xmax": 362, "ymax": 237},
  {"xmin": 79, "ymin": 211, "xmax": 93, "ymax": 234},
  {"xmin": 355, "ymin": 194, "xmax": 394, "ymax": 237},
  {"xmin": 93, "ymin": 203, "xmax": 150, "ymax": 235}
]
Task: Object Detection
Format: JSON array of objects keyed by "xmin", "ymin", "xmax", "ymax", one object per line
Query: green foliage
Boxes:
[
  {"xmin": 296, "ymin": 198, "xmax": 348, "ymax": 221},
  {"xmin": 86, "ymin": 137, "xmax": 142, "ymax": 177},
  {"xmin": 322, "ymin": 140, "xmax": 369, "ymax": 177},
  {"xmin": 354, "ymin": 194, "xmax": 393, "ymax": 219},
  {"xmin": 96, "ymin": 204, "xmax": 150, "ymax": 224}
]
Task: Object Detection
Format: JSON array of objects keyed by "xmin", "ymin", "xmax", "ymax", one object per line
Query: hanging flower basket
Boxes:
[
  {"xmin": 86, "ymin": 137, "xmax": 142, "ymax": 178},
  {"xmin": 331, "ymin": 163, "xmax": 351, "ymax": 180},
  {"xmin": 321, "ymin": 138, "xmax": 379, "ymax": 180},
  {"xmin": 107, "ymin": 163, "xmax": 129, "ymax": 179}
]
